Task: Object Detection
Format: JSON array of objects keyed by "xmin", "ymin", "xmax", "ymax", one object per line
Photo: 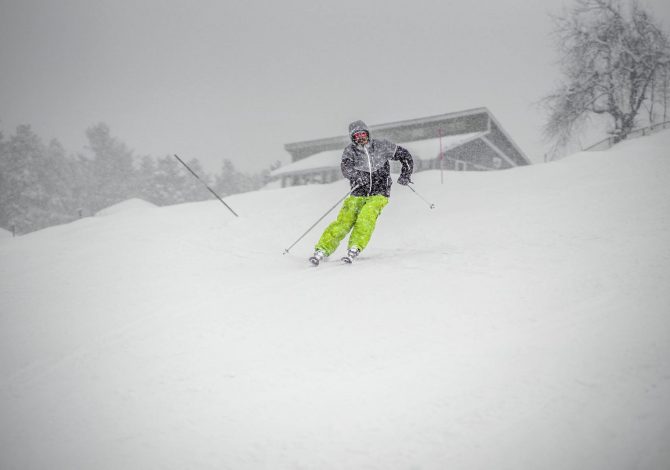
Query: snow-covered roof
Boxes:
[{"xmin": 271, "ymin": 132, "xmax": 486, "ymax": 178}]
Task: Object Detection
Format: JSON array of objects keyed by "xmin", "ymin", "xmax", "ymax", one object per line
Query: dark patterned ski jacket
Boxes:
[{"xmin": 341, "ymin": 120, "xmax": 414, "ymax": 197}]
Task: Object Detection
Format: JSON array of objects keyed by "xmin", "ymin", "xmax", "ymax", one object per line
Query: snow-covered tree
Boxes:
[
  {"xmin": 543, "ymin": 0, "xmax": 670, "ymax": 150},
  {"xmin": 180, "ymin": 157, "xmax": 212, "ymax": 202},
  {"xmin": 85, "ymin": 123, "xmax": 138, "ymax": 211},
  {"xmin": 42, "ymin": 139, "xmax": 79, "ymax": 219},
  {"xmin": 0, "ymin": 126, "xmax": 49, "ymax": 232},
  {"xmin": 147, "ymin": 155, "xmax": 186, "ymax": 205},
  {"xmin": 0, "ymin": 126, "xmax": 80, "ymax": 233},
  {"xmin": 137, "ymin": 155, "xmax": 213, "ymax": 206},
  {"xmin": 137, "ymin": 155, "xmax": 158, "ymax": 203},
  {"xmin": 214, "ymin": 158, "xmax": 261, "ymax": 196}
]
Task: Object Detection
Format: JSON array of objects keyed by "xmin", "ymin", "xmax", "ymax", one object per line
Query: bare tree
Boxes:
[{"xmin": 543, "ymin": 0, "xmax": 670, "ymax": 151}]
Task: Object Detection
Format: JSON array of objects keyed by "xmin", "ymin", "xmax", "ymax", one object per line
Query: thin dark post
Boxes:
[{"xmin": 173, "ymin": 154, "xmax": 239, "ymax": 217}]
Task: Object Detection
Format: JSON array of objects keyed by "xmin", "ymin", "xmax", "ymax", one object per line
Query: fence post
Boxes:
[{"xmin": 12, "ymin": 224, "xmax": 16, "ymax": 237}]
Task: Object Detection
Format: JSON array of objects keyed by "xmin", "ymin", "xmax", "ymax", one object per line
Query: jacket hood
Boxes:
[{"xmin": 348, "ymin": 120, "xmax": 370, "ymax": 141}]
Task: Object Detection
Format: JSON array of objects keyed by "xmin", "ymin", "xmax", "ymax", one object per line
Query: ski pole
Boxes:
[
  {"xmin": 283, "ymin": 186, "xmax": 358, "ymax": 255},
  {"xmin": 173, "ymin": 154, "xmax": 239, "ymax": 217},
  {"xmin": 407, "ymin": 184, "xmax": 435, "ymax": 209}
]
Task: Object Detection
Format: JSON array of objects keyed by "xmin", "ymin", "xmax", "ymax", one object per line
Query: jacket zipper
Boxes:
[{"xmin": 363, "ymin": 145, "xmax": 373, "ymax": 196}]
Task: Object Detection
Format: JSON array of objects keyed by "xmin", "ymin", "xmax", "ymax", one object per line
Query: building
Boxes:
[{"xmin": 271, "ymin": 107, "xmax": 531, "ymax": 187}]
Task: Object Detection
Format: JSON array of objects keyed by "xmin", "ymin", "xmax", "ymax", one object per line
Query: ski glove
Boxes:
[
  {"xmin": 351, "ymin": 174, "xmax": 369, "ymax": 189},
  {"xmin": 397, "ymin": 175, "xmax": 412, "ymax": 185}
]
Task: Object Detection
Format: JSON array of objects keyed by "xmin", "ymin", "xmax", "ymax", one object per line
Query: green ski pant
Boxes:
[{"xmin": 315, "ymin": 195, "xmax": 389, "ymax": 256}]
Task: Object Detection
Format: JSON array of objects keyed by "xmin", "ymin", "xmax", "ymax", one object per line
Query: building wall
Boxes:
[
  {"xmin": 486, "ymin": 121, "xmax": 527, "ymax": 166},
  {"xmin": 447, "ymin": 139, "xmax": 512, "ymax": 170}
]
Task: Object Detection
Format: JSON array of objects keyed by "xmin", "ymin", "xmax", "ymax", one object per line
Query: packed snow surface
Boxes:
[{"xmin": 1, "ymin": 131, "xmax": 669, "ymax": 469}]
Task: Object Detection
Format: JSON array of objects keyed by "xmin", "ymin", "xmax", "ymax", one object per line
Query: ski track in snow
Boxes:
[{"xmin": 1, "ymin": 131, "xmax": 670, "ymax": 469}]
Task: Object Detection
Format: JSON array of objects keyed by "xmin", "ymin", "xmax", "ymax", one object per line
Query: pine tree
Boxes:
[
  {"xmin": 44, "ymin": 140, "xmax": 77, "ymax": 215},
  {"xmin": 214, "ymin": 159, "xmax": 237, "ymax": 197},
  {"xmin": 85, "ymin": 123, "xmax": 138, "ymax": 212},
  {"xmin": 214, "ymin": 158, "xmax": 260, "ymax": 196},
  {"xmin": 151, "ymin": 155, "xmax": 187, "ymax": 205},
  {"xmin": 0, "ymin": 125, "xmax": 77, "ymax": 233},
  {"xmin": 181, "ymin": 157, "xmax": 212, "ymax": 202},
  {"xmin": 137, "ymin": 155, "xmax": 159, "ymax": 204}
]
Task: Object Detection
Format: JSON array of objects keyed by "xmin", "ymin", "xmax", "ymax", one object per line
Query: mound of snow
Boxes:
[
  {"xmin": 95, "ymin": 198, "xmax": 157, "ymax": 217},
  {"xmin": 0, "ymin": 227, "xmax": 12, "ymax": 239}
]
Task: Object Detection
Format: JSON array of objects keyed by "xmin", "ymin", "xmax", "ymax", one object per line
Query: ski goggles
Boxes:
[{"xmin": 352, "ymin": 131, "xmax": 369, "ymax": 140}]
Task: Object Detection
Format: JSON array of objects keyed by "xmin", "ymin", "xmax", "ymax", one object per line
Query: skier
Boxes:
[{"xmin": 309, "ymin": 120, "xmax": 414, "ymax": 265}]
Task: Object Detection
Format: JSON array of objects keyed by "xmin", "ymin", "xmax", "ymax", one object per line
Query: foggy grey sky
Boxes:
[{"xmin": 1, "ymin": 0, "xmax": 669, "ymax": 173}]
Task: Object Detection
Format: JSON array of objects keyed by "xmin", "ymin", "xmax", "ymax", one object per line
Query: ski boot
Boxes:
[
  {"xmin": 341, "ymin": 247, "xmax": 360, "ymax": 264},
  {"xmin": 309, "ymin": 249, "xmax": 327, "ymax": 266}
]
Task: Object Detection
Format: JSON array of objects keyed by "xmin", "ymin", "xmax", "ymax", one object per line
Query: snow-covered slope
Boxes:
[{"xmin": 1, "ymin": 131, "xmax": 669, "ymax": 470}]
